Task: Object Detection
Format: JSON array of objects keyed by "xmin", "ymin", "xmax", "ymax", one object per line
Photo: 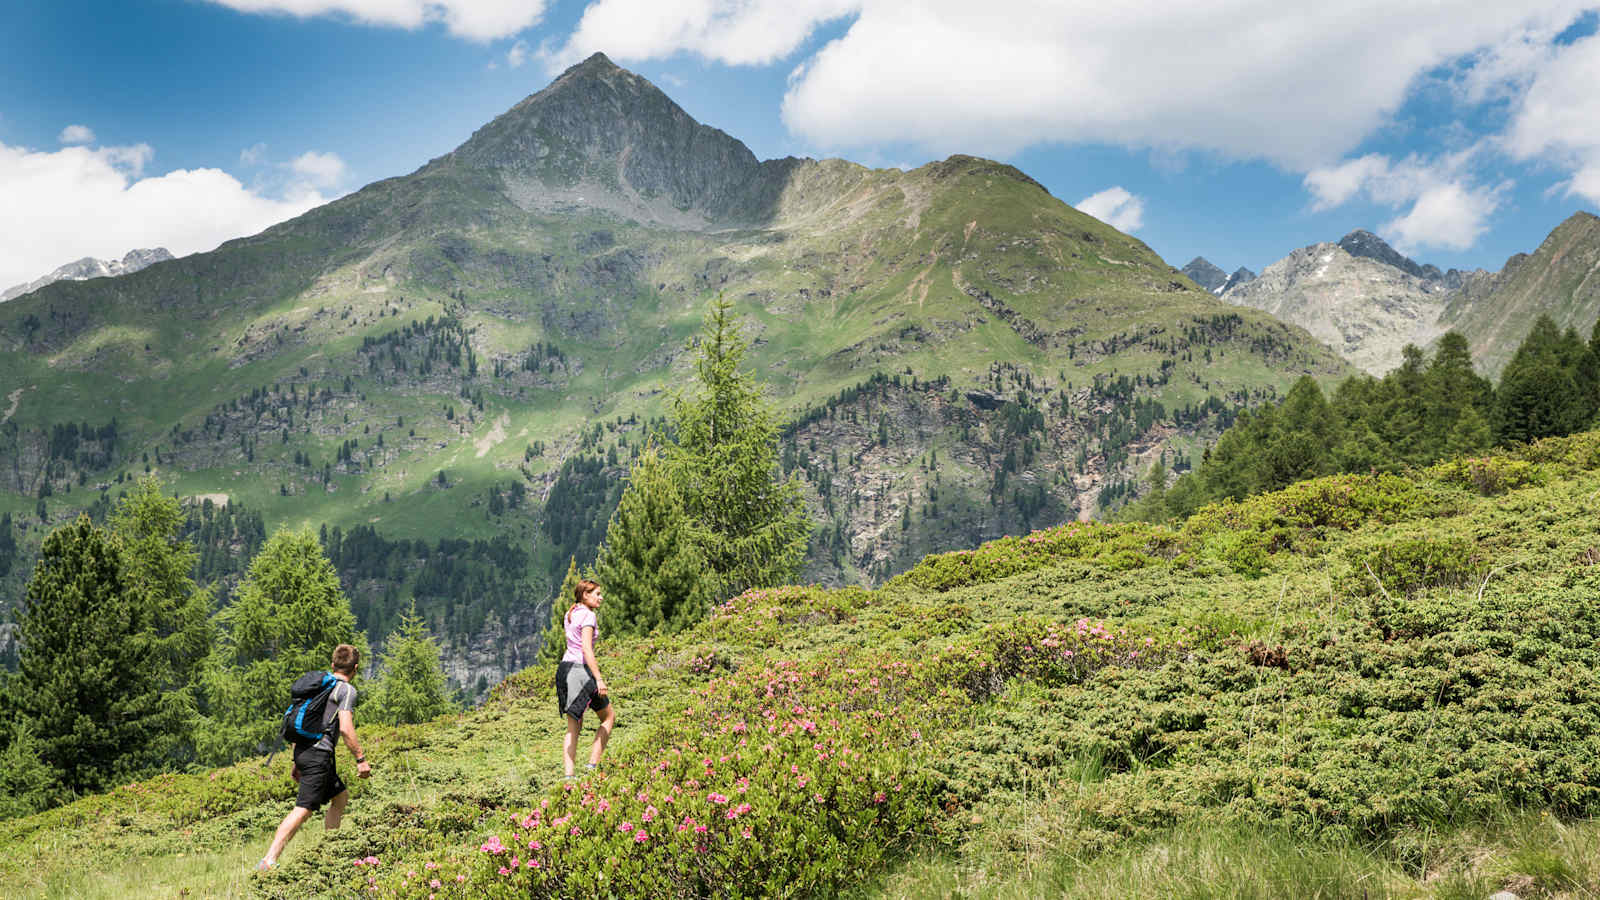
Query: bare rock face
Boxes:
[
  {"xmin": 1221, "ymin": 239, "xmax": 1449, "ymax": 375},
  {"xmin": 2, "ymin": 247, "xmax": 174, "ymax": 303}
]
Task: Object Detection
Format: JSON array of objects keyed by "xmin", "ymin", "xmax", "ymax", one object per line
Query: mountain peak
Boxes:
[
  {"xmin": 1337, "ymin": 229, "xmax": 1427, "ymax": 279},
  {"xmin": 438, "ymin": 52, "xmax": 774, "ymax": 228},
  {"xmin": 1180, "ymin": 257, "xmax": 1227, "ymax": 293}
]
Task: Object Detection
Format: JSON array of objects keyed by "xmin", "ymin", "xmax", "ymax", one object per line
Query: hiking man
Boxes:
[{"xmin": 257, "ymin": 643, "xmax": 371, "ymax": 871}]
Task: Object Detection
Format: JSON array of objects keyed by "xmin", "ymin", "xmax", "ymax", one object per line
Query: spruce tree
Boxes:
[
  {"xmin": 198, "ymin": 527, "xmax": 363, "ymax": 764},
  {"xmin": 594, "ymin": 444, "xmax": 713, "ymax": 635},
  {"xmin": 365, "ymin": 606, "xmax": 456, "ymax": 726},
  {"xmin": 1496, "ymin": 316, "xmax": 1583, "ymax": 444},
  {"xmin": 667, "ymin": 296, "xmax": 810, "ymax": 599},
  {"xmin": 12, "ymin": 515, "xmax": 185, "ymax": 796},
  {"xmin": 108, "ymin": 478, "xmax": 214, "ymax": 743}
]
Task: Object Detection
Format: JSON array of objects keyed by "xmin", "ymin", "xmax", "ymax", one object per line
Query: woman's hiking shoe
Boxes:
[{"xmin": 253, "ymin": 859, "xmax": 277, "ymax": 873}]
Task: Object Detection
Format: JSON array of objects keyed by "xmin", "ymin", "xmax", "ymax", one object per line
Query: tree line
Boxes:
[
  {"xmin": 0, "ymin": 479, "xmax": 456, "ymax": 819},
  {"xmin": 1118, "ymin": 317, "xmax": 1600, "ymax": 522}
]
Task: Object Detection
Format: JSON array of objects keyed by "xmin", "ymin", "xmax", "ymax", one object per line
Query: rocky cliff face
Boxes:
[
  {"xmin": 1221, "ymin": 234, "xmax": 1451, "ymax": 375},
  {"xmin": 2, "ymin": 247, "xmax": 173, "ymax": 303}
]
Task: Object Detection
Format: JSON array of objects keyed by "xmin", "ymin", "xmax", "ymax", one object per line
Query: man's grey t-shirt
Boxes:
[{"xmin": 311, "ymin": 680, "xmax": 356, "ymax": 752}]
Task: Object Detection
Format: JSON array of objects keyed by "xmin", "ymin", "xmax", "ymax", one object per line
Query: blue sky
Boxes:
[{"xmin": 3, "ymin": 1, "xmax": 1600, "ymax": 290}]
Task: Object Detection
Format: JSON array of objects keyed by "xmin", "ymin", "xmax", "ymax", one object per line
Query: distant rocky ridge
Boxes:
[
  {"xmin": 1197, "ymin": 215, "xmax": 1600, "ymax": 379},
  {"xmin": 1180, "ymin": 258, "xmax": 1227, "ymax": 293},
  {"xmin": 1216, "ymin": 231, "xmax": 1466, "ymax": 375},
  {"xmin": 1181, "ymin": 257, "xmax": 1255, "ymax": 296},
  {"xmin": 1440, "ymin": 211, "xmax": 1600, "ymax": 377},
  {"xmin": 2, "ymin": 248, "xmax": 174, "ymax": 303}
]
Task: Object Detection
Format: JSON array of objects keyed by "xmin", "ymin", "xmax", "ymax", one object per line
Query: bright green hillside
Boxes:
[{"xmin": 6, "ymin": 430, "xmax": 1600, "ymax": 898}]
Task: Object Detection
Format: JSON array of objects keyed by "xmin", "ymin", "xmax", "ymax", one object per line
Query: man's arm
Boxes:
[{"xmin": 338, "ymin": 709, "xmax": 372, "ymax": 778}]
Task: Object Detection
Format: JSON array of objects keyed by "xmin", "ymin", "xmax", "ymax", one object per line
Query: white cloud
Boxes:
[
  {"xmin": 506, "ymin": 39, "xmax": 530, "ymax": 68},
  {"xmin": 1504, "ymin": 29, "xmax": 1600, "ymax": 205},
  {"xmin": 0, "ymin": 141, "xmax": 335, "ymax": 290},
  {"xmin": 545, "ymin": 1, "xmax": 1589, "ymax": 169},
  {"xmin": 203, "ymin": 0, "xmax": 547, "ymax": 41},
  {"xmin": 240, "ymin": 142, "xmax": 268, "ymax": 166},
  {"xmin": 58, "ymin": 125, "xmax": 95, "ymax": 145},
  {"xmin": 1075, "ymin": 186, "xmax": 1145, "ymax": 233},
  {"xmin": 290, "ymin": 150, "xmax": 348, "ymax": 189},
  {"xmin": 1304, "ymin": 151, "xmax": 1505, "ymax": 252},
  {"xmin": 550, "ymin": 0, "xmax": 859, "ymax": 70},
  {"xmin": 1382, "ymin": 182, "xmax": 1502, "ymax": 251}
]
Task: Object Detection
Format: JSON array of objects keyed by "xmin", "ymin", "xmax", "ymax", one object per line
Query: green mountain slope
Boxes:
[
  {"xmin": 5, "ymin": 432, "xmax": 1600, "ymax": 897},
  {"xmin": 0, "ymin": 54, "xmax": 1349, "ymax": 685},
  {"xmin": 1442, "ymin": 210, "xmax": 1600, "ymax": 377}
]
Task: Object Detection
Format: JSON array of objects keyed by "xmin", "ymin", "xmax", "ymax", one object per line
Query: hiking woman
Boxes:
[{"xmin": 555, "ymin": 579, "xmax": 616, "ymax": 777}]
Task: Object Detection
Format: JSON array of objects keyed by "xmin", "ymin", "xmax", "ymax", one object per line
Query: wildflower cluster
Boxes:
[{"xmin": 366, "ymin": 651, "xmax": 939, "ymax": 898}]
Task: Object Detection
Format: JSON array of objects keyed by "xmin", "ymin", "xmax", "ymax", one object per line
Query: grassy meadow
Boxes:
[{"xmin": 7, "ymin": 431, "xmax": 1600, "ymax": 898}]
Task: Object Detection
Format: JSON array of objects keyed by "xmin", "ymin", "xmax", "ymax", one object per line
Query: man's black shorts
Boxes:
[{"xmin": 292, "ymin": 745, "xmax": 347, "ymax": 811}]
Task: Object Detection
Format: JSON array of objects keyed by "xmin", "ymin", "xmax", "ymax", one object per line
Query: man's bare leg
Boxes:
[
  {"xmin": 324, "ymin": 790, "xmax": 349, "ymax": 830},
  {"xmin": 264, "ymin": 806, "xmax": 313, "ymax": 864}
]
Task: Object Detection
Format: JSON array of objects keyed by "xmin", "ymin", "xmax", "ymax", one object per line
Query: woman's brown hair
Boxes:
[{"xmin": 567, "ymin": 579, "xmax": 601, "ymax": 623}]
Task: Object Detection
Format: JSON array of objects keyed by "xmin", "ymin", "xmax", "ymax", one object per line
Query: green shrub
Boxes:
[
  {"xmin": 1427, "ymin": 456, "xmax": 1545, "ymax": 495},
  {"xmin": 892, "ymin": 522, "xmax": 1168, "ymax": 593},
  {"xmin": 1343, "ymin": 534, "xmax": 1481, "ymax": 599}
]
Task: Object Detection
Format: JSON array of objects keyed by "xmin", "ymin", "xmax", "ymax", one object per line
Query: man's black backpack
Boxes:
[{"xmin": 282, "ymin": 671, "xmax": 339, "ymax": 745}]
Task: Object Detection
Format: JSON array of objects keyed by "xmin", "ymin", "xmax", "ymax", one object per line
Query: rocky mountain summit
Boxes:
[
  {"xmin": 433, "ymin": 52, "xmax": 793, "ymax": 229},
  {"xmin": 1219, "ymin": 231, "xmax": 1454, "ymax": 375},
  {"xmin": 1181, "ymin": 257, "xmax": 1227, "ymax": 293},
  {"xmin": 1, "ymin": 247, "xmax": 173, "ymax": 303}
]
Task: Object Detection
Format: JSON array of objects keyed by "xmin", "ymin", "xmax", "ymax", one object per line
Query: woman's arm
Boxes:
[{"xmin": 581, "ymin": 626, "xmax": 607, "ymax": 695}]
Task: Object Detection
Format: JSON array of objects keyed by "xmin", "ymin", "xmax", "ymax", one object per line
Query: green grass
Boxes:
[{"xmin": 7, "ymin": 432, "xmax": 1600, "ymax": 896}]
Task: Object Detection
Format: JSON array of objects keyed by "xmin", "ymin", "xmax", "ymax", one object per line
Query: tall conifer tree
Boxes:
[
  {"xmin": 595, "ymin": 443, "xmax": 713, "ymax": 635},
  {"xmin": 364, "ymin": 606, "xmax": 456, "ymax": 726},
  {"xmin": 109, "ymin": 479, "xmax": 214, "ymax": 721},
  {"xmin": 12, "ymin": 516, "xmax": 185, "ymax": 795},
  {"xmin": 198, "ymin": 527, "xmax": 362, "ymax": 764},
  {"xmin": 667, "ymin": 296, "xmax": 809, "ymax": 599}
]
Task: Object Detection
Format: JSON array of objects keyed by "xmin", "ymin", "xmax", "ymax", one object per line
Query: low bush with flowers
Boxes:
[{"xmin": 352, "ymin": 612, "xmax": 1194, "ymax": 899}]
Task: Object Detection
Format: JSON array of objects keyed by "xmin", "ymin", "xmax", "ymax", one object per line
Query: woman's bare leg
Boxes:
[
  {"xmin": 563, "ymin": 715, "xmax": 583, "ymax": 776},
  {"xmin": 588, "ymin": 704, "xmax": 615, "ymax": 766}
]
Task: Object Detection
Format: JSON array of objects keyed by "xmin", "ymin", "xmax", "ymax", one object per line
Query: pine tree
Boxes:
[
  {"xmin": 198, "ymin": 527, "xmax": 363, "ymax": 764},
  {"xmin": 11, "ymin": 516, "xmax": 186, "ymax": 796},
  {"xmin": 108, "ymin": 478, "xmax": 214, "ymax": 740},
  {"xmin": 594, "ymin": 444, "xmax": 713, "ymax": 635},
  {"xmin": 667, "ymin": 296, "xmax": 810, "ymax": 599},
  {"xmin": 364, "ymin": 606, "xmax": 456, "ymax": 726},
  {"xmin": 537, "ymin": 557, "xmax": 584, "ymax": 667},
  {"xmin": 1496, "ymin": 316, "xmax": 1583, "ymax": 444}
]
